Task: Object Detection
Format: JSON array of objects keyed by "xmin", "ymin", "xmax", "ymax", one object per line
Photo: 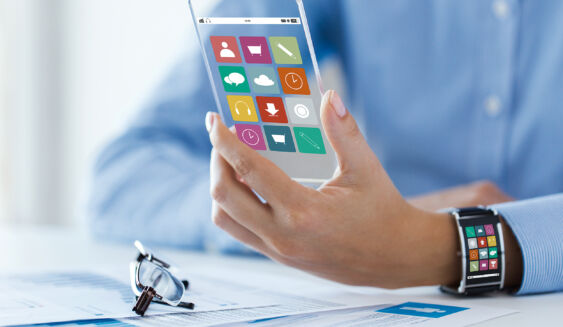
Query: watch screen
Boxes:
[{"xmin": 459, "ymin": 217, "xmax": 503, "ymax": 286}]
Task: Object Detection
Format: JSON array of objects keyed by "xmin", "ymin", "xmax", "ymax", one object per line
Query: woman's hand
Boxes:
[{"xmin": 206, "ymin": 90, "xmax": 461, "ymax": 289}]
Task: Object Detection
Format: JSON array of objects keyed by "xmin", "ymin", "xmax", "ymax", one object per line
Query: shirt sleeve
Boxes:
[
  {"xmin": 492, "ymin": 194, "xmax": 563, "ymax": 295},
  {"xmin": 88, "ymin": 0, "xmax": 339, "ymax": 254}
]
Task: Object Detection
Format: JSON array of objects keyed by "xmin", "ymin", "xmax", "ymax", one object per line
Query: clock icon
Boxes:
[
  {"xmin": 284, "ymin": 72, "xmax": 304, "ymax": 91},
  {"xmin": 241, "ymin": 128, "xmax": 260, "ymax": 146},
  {"xmin": 279, "ymin": 68, "xmax": 310, "ymax": 95}
]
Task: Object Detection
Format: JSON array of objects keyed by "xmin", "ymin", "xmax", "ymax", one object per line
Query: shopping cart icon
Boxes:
[
  {"xmin": 247, "ymin": 45, "xmax": 262, "ymax": 56},
  {"xmin": 272, "ymin": 134, "xmax": 286, "ymax": 144}
]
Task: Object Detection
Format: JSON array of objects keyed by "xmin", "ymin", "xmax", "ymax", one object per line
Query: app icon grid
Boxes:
[
  {"xmin": 466, "ymin": 224, "xmax": 499, "ymax": 273},
  {"xmin": 210, "ymin": 35, "xmax": 325, "ymax": 153}
]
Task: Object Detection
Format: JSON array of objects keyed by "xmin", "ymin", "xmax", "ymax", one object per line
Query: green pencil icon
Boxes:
[{"xmin": 277, "ymin": 42, "xmax": 297, "ymax": 60}]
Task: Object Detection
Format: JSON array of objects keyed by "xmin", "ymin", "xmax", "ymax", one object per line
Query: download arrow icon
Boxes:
[{"xmin": 265, "ymin": 103, "xmax": 279, "ymax": 116}]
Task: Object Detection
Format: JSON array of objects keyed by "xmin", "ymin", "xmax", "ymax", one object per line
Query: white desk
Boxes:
[{"xmin": 2, "ymin": 224, "xmax": 561, "ymax": 326}]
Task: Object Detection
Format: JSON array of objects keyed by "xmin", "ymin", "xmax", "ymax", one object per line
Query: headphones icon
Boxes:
[{"xmin": 234, "ymin": 101, "xmax": 252, "ymax": 116}]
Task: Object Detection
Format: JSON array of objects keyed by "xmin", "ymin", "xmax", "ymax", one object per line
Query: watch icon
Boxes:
[
  {"xmin": 235, "ymin": 124, "xmax": 266, "ymax": 150},
  {"xmin": 284, "ymin": 73, "xmax": 304, "ymax": 91},
  {"xmin": 241, "ymin": 128, "xmax": 260, "ymax": 146},
  {"xmin": 278, "ymin": 67, "xmax": 310, "ymax": 95}
]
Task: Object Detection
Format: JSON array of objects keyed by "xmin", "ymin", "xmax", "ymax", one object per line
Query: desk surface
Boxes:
[{"xmin": 2, "ymin": 224, "xmax": 561, "ymax": 326}]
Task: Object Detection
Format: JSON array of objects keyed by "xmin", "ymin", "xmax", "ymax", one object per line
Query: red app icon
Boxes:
[
  {"xmin": 489, "ymin": 259, "xmax": 498, "ymax": 270},
  {"xmin": 256, "ymin": 96, "xmax": 288, "ymax": 123},
  {"xmin": 210, "ymin": 36, "xmax": 242, "ymax": 63},
  {"xmin": 477, "ymin": 237, "xmax": 488, "ymax": 248}
]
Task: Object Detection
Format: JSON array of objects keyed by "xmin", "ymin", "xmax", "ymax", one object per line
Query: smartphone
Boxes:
[{"xmin": 188, "ymin": 0, "xmax": 337, "ymax": 183}]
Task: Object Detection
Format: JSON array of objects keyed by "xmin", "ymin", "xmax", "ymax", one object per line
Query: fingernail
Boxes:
[
  {"xmin": 329, "ymin": 91, "xmax": 347, "ymax": 118},
  {"xmin": 205, "ymin": 112, "xmax": 215, "ymax": 132}
]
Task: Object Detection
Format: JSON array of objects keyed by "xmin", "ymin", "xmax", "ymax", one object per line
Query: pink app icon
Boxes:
[
  {"xmin": 484, "ymin": 224, "xmax": 495, "ymax": 235},
  {"xmin": 480, "ymin": 260, "xmax": 489, "ymax": 271},
  {"xmin": 235, "ymin": 124, "xmax": 266, "ymax": 150},
  {"xmin": 239, "ymin": 37, "xmax": 272, "ymax": 64}
]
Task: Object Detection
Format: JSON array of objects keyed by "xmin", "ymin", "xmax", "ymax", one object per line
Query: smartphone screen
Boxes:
[{"xmin": 189, "ymin": 0, "xmax": 337, "ymax": 183}]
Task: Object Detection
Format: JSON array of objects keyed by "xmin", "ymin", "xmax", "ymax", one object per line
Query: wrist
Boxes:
[
  {"xmin": 402, "ymin": 207, "xmax": 523, "ymax": 291},
  {"xmin": 499, "ymin": 216, "xmax": 523, "ymax": 290},
  {"xmin": 402, "ymin": 206, "xmax": 460, "ymax": 287}
]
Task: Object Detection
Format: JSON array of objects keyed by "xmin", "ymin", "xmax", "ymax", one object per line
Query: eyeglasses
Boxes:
[{"xmin": 130, "ymin": 240, "xmax": 195, "ymax": 316}]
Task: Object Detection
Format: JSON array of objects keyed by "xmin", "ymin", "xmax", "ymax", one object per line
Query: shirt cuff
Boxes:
[{"xmin": 492, "ymin": 194, "xmax": 563, "ymax": 295}]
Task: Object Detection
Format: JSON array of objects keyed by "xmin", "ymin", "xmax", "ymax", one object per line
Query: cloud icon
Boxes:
[
  {"xmin": 254, "ymin": 74, "xmax": 274, "ymax": 87},
  {"xmin": 224, "ymin": 72, "xmax": 245, "ymax": 86}
]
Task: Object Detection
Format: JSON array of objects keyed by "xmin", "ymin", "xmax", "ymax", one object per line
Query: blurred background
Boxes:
[
  {"xmin": 0, "ymin": 0, "xmax": 211, "ymax": 227},
  {"xmin": 0, "ymin": 0, "xmax": 342, "ymax": 228}
]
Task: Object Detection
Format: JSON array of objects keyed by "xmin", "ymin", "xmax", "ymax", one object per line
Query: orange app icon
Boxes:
[
  {"xmin": 469, "ymin": 249, "xmax": 479, "ymax": 261},
  {"xmin": 278, "ymin": 67, "xmax": 310, "ymax": 95}
]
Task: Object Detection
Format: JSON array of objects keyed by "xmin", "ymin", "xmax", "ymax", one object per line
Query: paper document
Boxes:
[
  {"xmin": 0, "ymin": 271, "xmax": 278, "ymax": 326},
  {"xmin": 117, "ymin": 266, "xmax": 516, "ymax": 327},
  {"xmin": 121, "ymin": 289, "xmax": 359, "ymax": 326},
  {"xmin": 1, "ymin": 265, "xmax": 517, "ymax": 327},
  {"xmin": 219, "ymin": 301, "xmax": 516, "ymax": 327}
]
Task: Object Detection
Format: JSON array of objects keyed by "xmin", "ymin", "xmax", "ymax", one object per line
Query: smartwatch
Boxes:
[{"xmin": 440, "ymin": 207, "xmax": 505, "ymax": 295}]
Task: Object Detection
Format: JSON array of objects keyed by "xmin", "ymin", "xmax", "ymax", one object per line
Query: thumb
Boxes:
[{"xmin": 320, "ymin": 90, "xmax": 377, "ymax": 178}]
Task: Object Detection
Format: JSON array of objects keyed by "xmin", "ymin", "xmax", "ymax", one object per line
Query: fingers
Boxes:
[
  {"xmin": 206, "ymin": 112, "xmax": 303, "ymax": 206},
  {"xmin": 210, "ymin": 148, "xmax": 273, "ymax": 235},
  {"xmin": 320, "ymin": 90, "xmax": 378, "ymax": 180},
  {"xmin": 211, "ymin": 203, "xmax": 315, "ymax": 270},
  {"xmin": 210, "ymin": 202, "xmax": 269, "ymax": 254}
]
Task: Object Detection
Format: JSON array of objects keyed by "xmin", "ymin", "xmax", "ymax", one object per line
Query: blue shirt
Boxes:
[{"xmin": 89, "ymin": 0, "xmax": 563, "ymax": 295}]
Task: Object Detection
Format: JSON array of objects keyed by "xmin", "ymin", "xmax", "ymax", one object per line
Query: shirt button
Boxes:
[
  {"xmin": 492, "ymin": 0, "xmax": 510, "ymax": 19},
  {"xmin": 485, "ymin": 95, "xmax": 502, "ymax": 117}
]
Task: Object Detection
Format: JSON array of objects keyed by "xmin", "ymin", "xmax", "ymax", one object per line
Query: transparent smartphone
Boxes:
[{"xmin": 188, "ymin": 0, "xmax": 337, "ymax": 183}]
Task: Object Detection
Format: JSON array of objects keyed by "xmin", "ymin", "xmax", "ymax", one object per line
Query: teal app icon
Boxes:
[
  {"xmin": 263, "ymin": 125, "xmax": 296, "ymax": 152},
  {"xmin": 294, "ymin": 127, "xmax": 326, "ymax": 154},
  {"xmin": 246, "ymin": 66, "xmax": 280, "ymax": 94},
  {"xmin": 219, "ymin": 66, "xmax": 250, "ymax": 93},
  {"xmin": 475, "ymin": 225, "xmax": 486, "ymax": 237}
]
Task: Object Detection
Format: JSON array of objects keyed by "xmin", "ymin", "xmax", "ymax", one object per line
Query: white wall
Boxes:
[
  {"xmin": 0, "ymin": 0, "xmax": 216, "ymax": 226},
  {"xmin": 0, "ymin": 1, "xmax": 7, "ymax": 222},
  {"xmin": 60, "ymin": 0, "xmax": 198, "ymax": 226},
  {"xmin": 0, "ymin": 0, "xmax": 64, "ymax": 225}
]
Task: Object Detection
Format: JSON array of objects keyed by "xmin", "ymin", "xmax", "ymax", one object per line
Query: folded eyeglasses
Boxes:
[{"xmin": 130, "ymin": 240, "xmax": 195, "ymax": 316}]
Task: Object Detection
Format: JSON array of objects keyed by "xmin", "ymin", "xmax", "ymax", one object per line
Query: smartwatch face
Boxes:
[{"xmin": 459, "ymin": 217, "xmax": 502, "ymax": 286}]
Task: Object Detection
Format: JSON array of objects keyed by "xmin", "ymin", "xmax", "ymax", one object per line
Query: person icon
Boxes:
[{"xmin": 220, "ymin": 42, "xmax": 236, "ymax": 58}]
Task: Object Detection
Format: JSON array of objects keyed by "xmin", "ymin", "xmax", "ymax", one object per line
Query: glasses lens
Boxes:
[{"xmin": 138, "ymin": 260, "xmax": 184, "ymax": 305}]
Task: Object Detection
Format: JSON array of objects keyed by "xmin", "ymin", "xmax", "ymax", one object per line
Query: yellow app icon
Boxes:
[{"xmin": 227, "ymin": 95, "xmax": 258, "ymax": 122}]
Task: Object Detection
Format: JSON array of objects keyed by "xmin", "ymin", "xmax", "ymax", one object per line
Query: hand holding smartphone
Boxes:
[{"xmin": 189, "ymin": 0, "xmax": 336, "ymax": 183}]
